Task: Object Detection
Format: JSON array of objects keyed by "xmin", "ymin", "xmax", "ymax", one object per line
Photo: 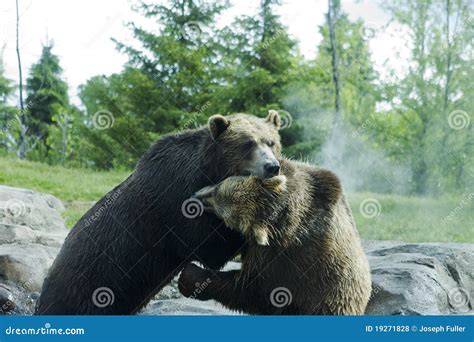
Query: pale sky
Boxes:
[{"xmin": 0, "ymin": 0, "xmax": 410, "ymax": 105}]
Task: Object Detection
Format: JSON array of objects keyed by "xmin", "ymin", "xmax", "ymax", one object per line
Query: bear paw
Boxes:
[{"xmin": 178, "ymin": 263, "xmax": 213, "ymax": 300}]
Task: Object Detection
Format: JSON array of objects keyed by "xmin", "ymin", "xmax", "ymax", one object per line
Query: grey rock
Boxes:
[
  {"xmin": 0, "ymin": 185, "xmax": 66, "ymax": 233},
  {"xmin": 0, "ymin": 186, "xmax": 68, "ymax": 314},
  {"xmin": 363, "ymin": 240, "xmax": 474, "ymax": 315},
  {"xmin": 141, "ymin": 243, "xmax": 474, "ymax": 316},
  {"xmin": 0, "ymin": 283, "xmax": 15, "ymax": 313}
]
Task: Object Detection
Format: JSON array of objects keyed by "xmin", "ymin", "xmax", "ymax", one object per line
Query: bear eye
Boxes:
[
  {"xmin": 242, "ymin": 140, "xmax": 256, "ymax": 150},
  {"xmin": 268, "ymin": 141, "xmax": 275, "ymax": 147}
]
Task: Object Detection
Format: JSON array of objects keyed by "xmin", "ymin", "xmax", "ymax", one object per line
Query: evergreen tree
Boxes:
[
  {"xmin": 214, "ymin": 0, "xmax": 297, "ymax": 115},
  {"xmin": 0, "ymin": 53, "xmax": 15, "ymax": 149},
  {"xmin": 114, "ymin": 0, "xmax": 228, "ymax": 129},
  {"xmin": 25, "ymin": 43, "xmax": 69, "ymax": 154}
]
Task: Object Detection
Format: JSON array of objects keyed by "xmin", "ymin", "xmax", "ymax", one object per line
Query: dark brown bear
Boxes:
[
  {"xmin": 35, "ymin": 111, "xmax": 283, "ymax": 315},
  {"xmin": 179, "ymin": 159, "xmax": 372, "ymax": 315}
]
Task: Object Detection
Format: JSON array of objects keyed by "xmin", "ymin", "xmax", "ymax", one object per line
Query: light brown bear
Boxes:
[
  {"xmin": 179, "ymin": 158, "xmax": 372, "ymax": 315},
  {"xmin": 193, "ymin": 175, "xmax": 288, "ymax": 246}
]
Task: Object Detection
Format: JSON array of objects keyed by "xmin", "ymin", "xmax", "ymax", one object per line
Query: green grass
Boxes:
[
  {"xmin": 0, "ymin": 156, "xmax": 130, "ymax": 227},
  {"xmin": 1, "ymin": 157, "xmax": 472, "ymax": 243},
  {"xmin": 347, "ymin": 193, "xmax": 473, "ymax": 243}
]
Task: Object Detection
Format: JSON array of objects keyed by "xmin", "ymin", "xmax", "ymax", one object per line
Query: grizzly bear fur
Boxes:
[
  {"xmin": 35, "ymin": 112, "xmax": 283, "ymax": 315},
  {"xmin": 193, "ymin": 175, "xmax": 289, "ymax": 245},
  {"xmin": 179, "ymin": 159, "xmax": 372, "ymax": 315}
]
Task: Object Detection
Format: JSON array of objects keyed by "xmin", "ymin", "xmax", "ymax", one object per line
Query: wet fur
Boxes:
[
  {"xmin": 179, "ymin": 159, "xmax": 372, "ymax": 315},
  {"xmin": 35, "ymin": 114, "xmax": 280, "ymax": 315}
]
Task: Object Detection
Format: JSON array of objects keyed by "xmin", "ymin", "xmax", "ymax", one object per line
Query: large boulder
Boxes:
[
  {"xmin": 0, "ymin": 185, "xmax": 68, "ymax": 314},
  {"xmin": 142, "ymin": 242, "xmax": 474, "ymax": 316},
  {"xmin": 364, "ymin": 240, "xmax": 473, "ymax": 315}
]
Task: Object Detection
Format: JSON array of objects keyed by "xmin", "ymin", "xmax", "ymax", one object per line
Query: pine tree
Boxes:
[
  {"xmin": 0, "ymin": 53, "xmax": 15, "ymax": 148},
  {"xmin": 114, "ymin": 0, "xmax": 228, "ymax": 127},
  {"xmin": 25, "ymin": 43, "xmax": 69, "ymax": 153},
  {"xmin": 215, "ymin": 0, "xmax": 297, "ymax": 115}
]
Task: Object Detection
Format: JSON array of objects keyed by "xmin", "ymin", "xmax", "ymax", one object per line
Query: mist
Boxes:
[{"xmin": 318, "ymin": 124, "xmax": 413, "ymax": 195}]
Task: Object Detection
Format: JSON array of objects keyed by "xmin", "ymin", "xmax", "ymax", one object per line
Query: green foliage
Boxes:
[
  {"xmin": 1, "ymin": 0, "xmax": 471, "ymax": 198},
  {"xmin": 214, "ymin": 0, "xmax": 297, "ymax": 115},
  {"xmin": 25, "ymin": 43, "xmax": 70, "ymax": 154},
  {"xmin": 368, "ymin": 0, "xmax": 474, "ymax": 195},
  {"xmin": 0, "ymin": 54, "xmax": 15, "ymax": 149}
]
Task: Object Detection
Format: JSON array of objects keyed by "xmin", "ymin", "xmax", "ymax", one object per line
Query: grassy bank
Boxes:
[
  {"xmin": 1, "ymin": 156, "xmax": 131, "ymax": 226},
  {"xmin": 1, "ymin": 157, "xmax": 472, "ymax": 243},
  {"xmin": 348, "ymin": 192, "xmax": 473, "ymax": 243}
]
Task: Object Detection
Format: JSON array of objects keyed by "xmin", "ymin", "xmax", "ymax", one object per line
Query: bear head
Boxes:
[
  {"xmin": 193, "ymin": 175, "xmax": 287, "ymax": 242},
  {"xmin": 208, "ymin": 110, "xmax": 282, "ymax": 179}
]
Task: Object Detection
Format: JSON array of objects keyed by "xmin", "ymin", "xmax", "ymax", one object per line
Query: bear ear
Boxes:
[
  {"xmin": 266, "ymin": 110, "xmax": 281, "ymax": 129},
  {"xmin": 208, "ymin": 115, "xmax": 230, "ymax": 140}
]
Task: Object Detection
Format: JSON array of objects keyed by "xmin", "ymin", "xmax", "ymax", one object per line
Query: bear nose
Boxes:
[{"xmin": 264, "ymin": 162, "xmax": 280, "ymax": 177}]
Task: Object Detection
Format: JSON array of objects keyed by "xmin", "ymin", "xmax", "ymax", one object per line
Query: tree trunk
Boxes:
[
  {"xmin": 15, "ymin": 0, "xmax": 27, "ymax": 159},
  {"xmin": 327, "ymin": 0, "xmax": 341, "ymax": 125}
]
